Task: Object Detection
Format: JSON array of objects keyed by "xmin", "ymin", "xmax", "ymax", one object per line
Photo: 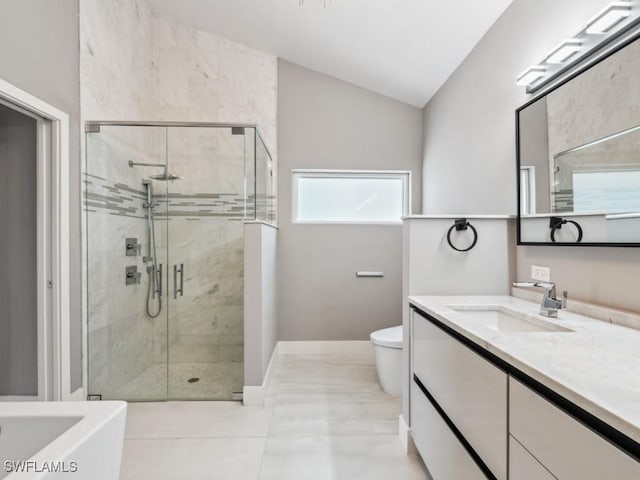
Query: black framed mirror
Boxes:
[{"xmin": 516, "ymin": 28, "xmax": 640, "ymax": 246}]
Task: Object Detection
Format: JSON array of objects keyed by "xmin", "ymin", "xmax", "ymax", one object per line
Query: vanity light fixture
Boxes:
[
  {"xmin": 516, "ymin": 66, "xmax": 546, "ymax": 86},
  {"xmin": 545, "ymin": 39, "xmax": 582, "ymax": 64},
  {"xmin": 586, "ymin": 2, "xmax": 632, "ymax": 34},
  {"xmin": 515, "ymin": 0, "xmax": 638, "ymax": 91}
]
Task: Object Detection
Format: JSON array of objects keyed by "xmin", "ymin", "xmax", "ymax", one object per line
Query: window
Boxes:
[{"xmin": 292, "ymin": 170, "xmax": 410, "ymax": 224}]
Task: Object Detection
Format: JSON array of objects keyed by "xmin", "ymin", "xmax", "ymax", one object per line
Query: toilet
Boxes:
[{"xmin": 370, "ymin": 325, "xmax": 403, "ymax": 397}]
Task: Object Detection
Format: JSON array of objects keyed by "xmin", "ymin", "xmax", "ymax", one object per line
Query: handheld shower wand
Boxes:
[{"xmin": 142, "ymin": 178, "xmax": 162, "ymax": 318}]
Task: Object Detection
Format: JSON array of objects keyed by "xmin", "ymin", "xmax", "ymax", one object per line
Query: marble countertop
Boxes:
[{"xmin": 408, "ymin": 295, "xmax": 640, "ymax": 444}]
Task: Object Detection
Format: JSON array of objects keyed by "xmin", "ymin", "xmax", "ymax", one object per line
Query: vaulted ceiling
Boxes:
[{"xmin": 147, "ymin": 0, "xmax": 514, "ymax": 107}]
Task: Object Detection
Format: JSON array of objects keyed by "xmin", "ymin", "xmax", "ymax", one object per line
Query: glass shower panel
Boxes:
[
  {"xmin": 244, "ymin": 127, "xmax": 256, "ymax": 220},
  {"xmin": 255, "ymin": 133, "xmax": 275, "ymax": 223},
  {"xmin": 165, "ymin": 126, "xmax": 247, "ymax": 400},
  {"xmin": 86, "ymin": 125, "xmax": 169, "ymax": 401}
]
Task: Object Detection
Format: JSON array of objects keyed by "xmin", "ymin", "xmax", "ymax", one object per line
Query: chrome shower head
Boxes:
[
  {"xmin": 129, "ymin": 160, "xmax": 182, "ymax": 181},
  {"xmin": 149, "ymin": 172, "xmax": 183, "ymax": 181}
]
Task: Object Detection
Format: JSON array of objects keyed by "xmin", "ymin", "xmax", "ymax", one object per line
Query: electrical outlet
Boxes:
[{"xmin": 531, "ymin": 265, "xmax": 551, "ymax": 282}]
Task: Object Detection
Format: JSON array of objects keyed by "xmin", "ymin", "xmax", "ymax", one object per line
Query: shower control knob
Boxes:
[
  {"xmin": 126, "ymin": 237, "xmax": 141, "ymax": 256},
  {"xmin": 125, "ymin": 266, "xmax": 142, "ymax": 285}
]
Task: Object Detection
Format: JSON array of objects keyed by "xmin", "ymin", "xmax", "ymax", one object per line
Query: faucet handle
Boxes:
[
  {"xmin": 513, "ymin": 281, "xmax": 555, "ymax": 289},
  {"xmin": 561, "ymin": 290, "xmax": 568, "ymax": 309}
]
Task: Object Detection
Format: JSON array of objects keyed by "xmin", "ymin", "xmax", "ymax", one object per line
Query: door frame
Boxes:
[{"xmin": 0, "ymin": 77, "xmax": 76, "ymax": 401}]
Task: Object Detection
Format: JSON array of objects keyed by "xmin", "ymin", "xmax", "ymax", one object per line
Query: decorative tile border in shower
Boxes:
[
  {"xmin": 552, "ymin": 189, "xmax": 574, "ymax": 212},
  {"xmin": 84, "ymin": 173, "xmax": 147, "ymax": 218},
  {"xmin": 83, "ymin": 173, "xmax": 275, "ymax": 219}
]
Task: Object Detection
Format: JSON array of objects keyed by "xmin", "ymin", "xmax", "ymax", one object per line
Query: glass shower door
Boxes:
[
  {"xmin": 86, "ymin": 123, "xmax": 257, "ymax": 402},
  {"xmin": 86, "ymin": 125, "xmax": 169, "ymax": 401},
  {"xmin": 165, "ymin": 126, "xmax": 250, "ymax": 400}
]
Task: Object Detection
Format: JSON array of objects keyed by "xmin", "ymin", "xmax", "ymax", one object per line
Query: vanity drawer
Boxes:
[
  {"xmin": 509, "ymin": 435, "xmax": 556, "ymax": 480},
  {"xmin": 509, "ymin": 377, "xmax": 640, "ymax": 479},
  {"xmin": 411, "ymin": 382, "xmax": 487, "ymax": 480},
  {"xmin": 412, "ymin": 311, "xmax": 507, "ymax": 480}
]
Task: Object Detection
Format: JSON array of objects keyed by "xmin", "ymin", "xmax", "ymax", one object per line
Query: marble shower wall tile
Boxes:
[
  {"xmin": 80, "ymin": 0, "xmax": 155, "ymax": 121},
  {"xmin": 547, "ymin": 38, "xmax": 640, "ymax": 156},
  {"xmin": 150, "ymin": 12, "xmax": 277, "ymax": 158}
]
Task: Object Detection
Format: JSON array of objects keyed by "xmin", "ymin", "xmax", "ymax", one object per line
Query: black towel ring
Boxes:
[
  {"xmin": 447, "ymin": 218, "xmax": 478, "ymax": 252},
  {"xmin": 549, "ymin": 217, "xmax": 583, "ymax": 243}
]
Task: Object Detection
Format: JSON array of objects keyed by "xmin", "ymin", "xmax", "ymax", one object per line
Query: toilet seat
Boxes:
[{"xmin": 370, "ymin": 325, "xmax": 403, "ymax": 349}]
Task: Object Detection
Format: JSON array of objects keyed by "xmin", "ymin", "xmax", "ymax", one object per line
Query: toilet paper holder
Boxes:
[{"xmin": 356, "ymin": 271, "xmax": 384, "ymax": 278}]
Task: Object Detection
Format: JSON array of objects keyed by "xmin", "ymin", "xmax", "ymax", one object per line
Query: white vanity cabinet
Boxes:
[
  {"xmin": 411, "ymin": 310, "xmax": 508, "ymax": 480},
  {"xmin": 509, "ymin": 378, "xmax": 640, "ymax": 480},
  {"xmin": 411, "ymin": 382, "xmax": 487, "ymax": 480},
  {"xmin": 409, "ymin": 304, "xmax": 640, "ymax": 480},
  {"xmin": 509, "ymin": 435, "xmax": 556, "ymax": 480}
]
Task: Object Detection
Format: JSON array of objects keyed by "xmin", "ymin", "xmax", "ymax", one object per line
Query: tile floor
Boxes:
[{"xmin": 120, "ymin": 343, "xmax": 427, "ymax": 479}]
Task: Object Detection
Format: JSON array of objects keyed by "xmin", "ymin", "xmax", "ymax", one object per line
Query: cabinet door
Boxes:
[
  {"xmin": 509, "ymin": 378, "xmax": 640, "ymax": 479},
  {"xmin": 510, "ymin": 435, "xmax": 557, "ymax": 480},
  {"xmin": 411, "ymin": 383, "xmax": 487, "ymax": 480},
  {"xmin": 412, "ymin": 311, "xmax": 508, "ymax": 480}
]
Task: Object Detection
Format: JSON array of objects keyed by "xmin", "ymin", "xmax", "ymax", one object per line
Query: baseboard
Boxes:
[
  {"xmin": 277, "ymin": 340, "xmax": 372, "ymax": 356},
  {"xmin": 242, "ymin": 386, "xmax": 265, "ymax": 407},
  {"xmin": 243, "ymin": 344, "xmax": 278, "ymax": 407},
  {"xmin": 399, "ymin": 414, "xmax": 417, "ymax": 454}
]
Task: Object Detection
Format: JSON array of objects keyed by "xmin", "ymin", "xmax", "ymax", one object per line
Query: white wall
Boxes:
[
  {"xmin": 277, "ymin": 60, "xmax": 423, "ymax": 340},
  {"xmin": 422, "ymin": 0, "xmax": 640, "ymax": 312}
]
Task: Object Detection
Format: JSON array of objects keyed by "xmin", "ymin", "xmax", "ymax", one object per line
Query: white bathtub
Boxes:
[{"xmin": 0, "ymin": 401, "xmax": 126, "ymax": 479}]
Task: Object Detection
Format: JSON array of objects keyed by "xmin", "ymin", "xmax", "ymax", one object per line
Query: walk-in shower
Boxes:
[{"xmin": 84, "ymin": 122, "xmax": 275, "ymax": 401}]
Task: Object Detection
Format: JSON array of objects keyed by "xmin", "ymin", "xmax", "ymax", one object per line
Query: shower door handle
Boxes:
[
  {"xmin": 157, "ymin": 263, "xmax": 163, "ymax": 298},
  {"xmin": 174, "ymin": 264, "xmax": 184, "ymax": 299}
]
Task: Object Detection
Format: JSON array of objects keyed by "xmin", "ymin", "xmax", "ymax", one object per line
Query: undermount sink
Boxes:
[{"xmin": 446, "ymin": 305, "xmax": 574, "ymax": 333}]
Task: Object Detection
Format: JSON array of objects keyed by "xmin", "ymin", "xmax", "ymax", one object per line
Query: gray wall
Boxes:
[
  {"xmin": 0, "ymin": 105, "xmax": 38, "ymax": 396},
  {"xmin": 278, "ymin": 60, "xmax": 423, "ymax": 340},
  {"xmin": 0, "ymin": 0, "xmax": 82, "ymax": 392},
  {"xmin": 422, "ymin": 0, "xmax": 640, "ymax": 312}
]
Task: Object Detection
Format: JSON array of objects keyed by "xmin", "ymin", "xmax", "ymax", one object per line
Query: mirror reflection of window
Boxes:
[
  {"xmin": 573, "ymin": 170, "xmax": 640, "ymax": 213},
  {"xmin": 520, "ymin": 166, "xmax": 536, "ymax": 215}
]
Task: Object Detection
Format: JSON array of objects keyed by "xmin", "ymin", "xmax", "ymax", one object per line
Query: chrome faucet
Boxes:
[{"xmin": 513, "ymin": 281, "xmax": 567, "ymax": 318}]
